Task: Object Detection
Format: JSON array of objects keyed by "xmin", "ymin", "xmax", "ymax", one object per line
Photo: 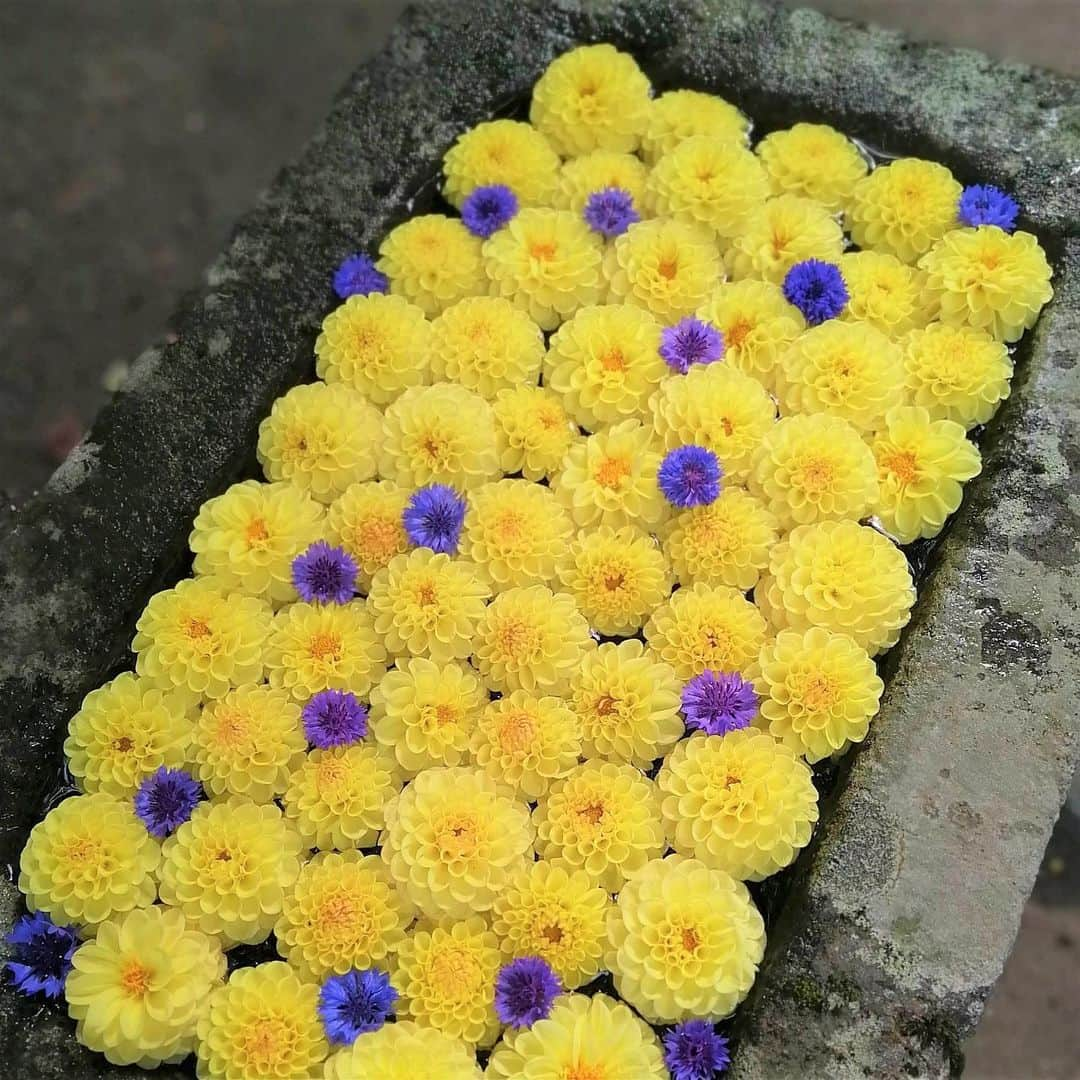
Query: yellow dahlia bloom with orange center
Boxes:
[
  {"xmin": 846, "ymin": 157, "xmax": 963, "ymax": 263},
  {"xmin": 534, "ymin": 760, "xmax": 666, "ymax": 893},
  {"xmin": 748, "ymin": 412, "xmax": 879, "ymax": 529},
  {"xmin": 65, "ymin": 906, "xmax": 225, "ymax": 1069},
  {"xmin": 325, "ymin": 480, "xmax": 411, "ymax": 592},
  {"xmin": 756, "ymin": 626, "xmax": 884, "ymax": 762},
  {"xmin": 377, "ymin": 213, "xmax": 486, "ymax": 318},
  {"xmin": 529, "ymin": 43, "xmax": 651, "ymax": 156},
  {"xmin": 555, "ymin": 525, "xmax": 673, "ymax": 637},
  {"xmin": 555, "ymin": 150, "xmax": 651, "ymax": 215},
  {"xmin": 19, "ymin": 793, "xmax": 159, "ymax": 930},
  {"xmin": 368, "ymin": 549, "xmax": 491, "ymax": 663},
  {"xmin": 473, "ymin": 584, "xmax": 593, "ymax": 695},
  {"xmin": 544, "ymin": 304, "xmax": 666, "ymax": 430},
  {"xmin": 727, "ymin": 195, "xmax": 845, "ymax": 284},
  {"xmin": 644, "ymin": 581, "xmax": 768, "ymax": 681},
  {"xmin": 314, "ymin": 292, "xmax": 432, "ymax": 405},
  {"xmin": 839, "ymin": 250, "xmax": 934, "ymax": 336},
  {"xmin": 756, "ymin": 122, "xmax": 869, "ymax": 211},
  {"xmin": 641, "ymin": 89, "xmax": 749, "ymax": 165},
  {"xmin": 264, "ymin": 599, "xmax": 386, "ymax": 699},
  {"xmin": 274, "ymin": 851, "xmax": 413, "ymax": 981},
  {"xmin": 132, "ymin": 577, "xmax": 271, "ymax": 700},
  {"xmin": 158, "ymin": 796, "xmax": 303, "ymax": 947},
  {"xmin": 872, "ymin": 404, "xmax": 981, "ymax": 544},
  {"xmin": 605, "ymin": 854, "xmax": 766, "ymax": 1023},
  {"xmin": 919, "ymin": 225, "xmax": 1054, "ymax": 342},
  {"xmin": 658, "ymin": 730, "xmax": 819, "ymax": 881},
  {"xmin": 324, "ymin": 1020, "xmax": 482, "ymax": 1080},
  {"xmin": 369, "ymin": 657, "xmax": 486, "ymax": 775},
  {"xmin": 492, "ymin": 384, "xmax": 580, "ymax": 482}
]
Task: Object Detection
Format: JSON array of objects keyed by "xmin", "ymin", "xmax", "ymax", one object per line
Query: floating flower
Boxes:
[
  {"xmin": 755, "ymin": 122, "xmax": 869, "ymax": 211},
  {"xmin": 133, "ymin": 766, "xmax": 202, "ymax": 838},
  {"xmin": 659, "ymin": 316, "xmax": 724, "ymax": 375},
  {"xmin": 657, "ymin": 445, "xmax": 723, "ymax": 508},
  {"xmin": 729, "ymin": 197, "xmax": 845, "ymax": 284},
  {"xmin": 326, "ymin": 481, "xmax": 411, "ymax": 591},
  {"xmin": 872, "ymin": 404, "xmax": 982, "ymax": 543},
  {"xmin": 492, "ymin": 384, "xmax": 579, "ymax": 482},
  {"xmin": 381, "ymin": 766, "xmax": 534, "ymax": 920},
  {"xmin": 641, "ymin": 89, "xmax": 748, "ymax": 164},
  {"xmin": 534, "ymin": 760, "xmax": 665, "ymax": 893},
  {"xmin": 838, "ymin": 251, "xmax": 931, "ymax": 337},
  {"xmin": 65, "ymin": 906, "xmax": 225, "ymax": 1069},
  {"xmin": 664, "ymin": 1020, "xmax": 731, "ymax": 1080},
  {"xmin": 958, "ymin": 183, "xmax": 1020, "ymax": 231},
  {"xmin": 918, "ymin": 225, "xmax": 1053, "ymax": 342},
  {"xmin": 332, "ymin": 253, "xmax": 389, "ymax": 299},
  {"xmin": 495, "ymin": 957, "xmax": 562, "ymax": 1029},
  {"xmin": 556, "ymin": 150, "xmax": 650, "ymax": 214},
  {"xmin": 461, "ymin": 183, "xmax": 519, "ymax": 238},
  {"xmin": 19, "ymin": 793, "xmax": 159, "ymax": 930},
  {"xmin": 292, "ymin": 541, "xmax": 358, "ymax": 604},
  {"xmin": 529, "ymin": 43, "xmax": 651, "ymax": 156},
  {"xmin": 319, "ymin": 968, "xmax": 398, "ymax": 1044},
  {"xmin": 605, "ymin": 854, "xmax": 766, "ymax": 1023},
  {"xmin": 402, "ymin": 483, "xmax": 468, "ymax": 554},
  {"xmin": 846, "ymin": 157, "xmax": 963, "ymax": 263},
  {"xmin": 681, "ymin": 670, "xmax": 759, "ymax": 735},
  {"xmin": 583, "ymin": 186, "xmax": 640, "ymax": 238},
  {"xmin": 5, "ymin": 911, "xmax": 79, "ymax": 1000},
  {"xmin": 257, "ymin": 381, "xmax": 383, "ymax": 503},
  {"xmin": 323, "ymin": 1020, "xmax": 482, "ymax": 1080},
  {"xmin": 781, "ymin": 258, "xmax": 848, "ymax": 324},
  {"xmin": 756, "ymin": 626, "xmax": 884, "ymax": 762},
  {"xmin": 314, "ymin": 292, "xmax": 432, "ymax": 405},
  {"xmin": 303, "ymin": 688, "xmax": 368, "ymax": 748}
]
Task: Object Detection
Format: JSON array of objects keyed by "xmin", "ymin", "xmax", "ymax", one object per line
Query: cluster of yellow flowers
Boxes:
[{"xmin": 16, "ymin": 41, "xmax": 1053, "ymax": 1080}]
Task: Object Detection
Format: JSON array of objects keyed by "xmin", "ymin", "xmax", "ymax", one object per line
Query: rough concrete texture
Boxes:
[{"xmin": 0, "ymin": 1, "xmax": 1077, "ymax": 1076}]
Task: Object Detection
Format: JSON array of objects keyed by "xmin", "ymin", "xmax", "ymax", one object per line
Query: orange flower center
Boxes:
[
  {"xmin": 537, "ymin": 406, "xmax": 563, "ymax": 431},
  {"xmin": 564, "ymin": 1062, "xmax": 606, "ymax": 1080},
  {"xmin": 309, "ymin": 631, "xmax": 342, "ymax": 663},
  {"xmin": 682, "ymin": 926, "xmax": 702, "ymax": 952},
  {"xmin": 530, "ymin": 241, "xmax": 557, "ymax": 262},
  {"xmin": 603, "ymin": 570, "xmax": 626, "ymax": 592},
  {"xmin": 576, "ymin": 800, "xmax": 606, "ymax": 826},
  {"xmin": 316, "ymin": 756, "xmax": 350, "ymax": 790},
  {"xmin": 245, "ymin": 516, "xmax": 270, "ymax": 544},
  {"xmin": 415, "ymin": 579, "xmax": 440, "ymax": 606},
  {"xmin": 882, "ymin": 448, "xmax": 920, "ymax": 485},
  {"xmin": 241, "ymin": 1018, "xmax": 293, "ymax": 1072},
  {"xmin": 494, "ymin": 510, "xmax": 525, "ymax": 542},
  {"xmin": 437, "ymin": 814, "xmax": 481, "ymax": 859},
  {"xmin": 213, "ymin": 708, "xmax": 252, "ymax": 749},
  {"xmin": 357, "ymin": 517, "xmax": 401, "ymax": 562},
  {"xmin": 593, "ymin": 455, "xmax": 630, "ymax": 489},
  {"xmin": 797, "ymin": 456, "xmax": 836, "ymax": 493},
  {"xmin": 498, "ymin": 710, "xmax": 538, "ymax": 754},
  {"xmin": 496, "ymin": 617, "xmax": 539, "ymax": 658},
  {"xmin": 183, "ymin": 616, "xmax": 212, "ymax": 639},
  {"xmin": 542, "ymin": 923, "xmax": 564, "ymax": 944},
  {"xmin": 657, "ymin": 256, "xmax": 679, "ymax": 280},
  {"xmin": 111, "ymin": 736, "xmax": 134, "ymax": 753},
  {"xmin": 119, "ymin": 959, "xmax": 153, "ymax": 999},
  {"xmin": 431, "ymin": 947, "xmax": 483, "ymax": 998},
  {"xmin": 799, "ymin": 673, "xmax": 839, "ymax": 712},
  {"xmin": 594, "ymin": 695, "xmax": 618, "ymax": 716},
  {"xmin": 725, "ymin": 318, "xmax": 753, "ymax": 350},
  {"xmin": 599, "ymin": 347, "xmax": 626, "ymax": 373}
]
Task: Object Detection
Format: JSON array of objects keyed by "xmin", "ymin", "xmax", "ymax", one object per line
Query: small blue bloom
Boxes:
[
  {"xmin": 303, "ymin": 689, "xmax": 368, "ymax": 749},
  {"xmin": 663, "ymin": 1019, "xmax": 731, "ymax": 1080},
  {"xmin": 958, "ymin": 184, "xmax": 1020, "ymax": 232},
  {"xmin": 583, "ymin": 187, "xmax": 640, "ymax": 238},
  {"xmin": 403, "ymin": 484, "xmax": 468, "ymax": 554},
  {"xmin": 494, "ymin": 956, "xmax": 562, "ymax": 1029},
  {"xmin": 658, "ymin": 446, "xmax": 722, "ymax": 508},
  {"xmin": 332, "ymin": 254, "xmax": 389, "ymax": 300},
  {"xmin": 461, "ymin": 184, "xmax": 519, "ymax": 238},
  {"xmin": 292, "ymin": 541, "xmax": 359, "ymax": 604},
  {"xmin": 782, "ymin": 259, "xmax": 848, "ymax": 325},
  {"xmin": 659, "ymin": 317, "xmax": 725, "ymax": 374},
  {"xmin": 4, "ymin": 912, "xmax": 80, "ymax": 1000},
  {"xmin": 133, "ymin": 766, "xmax": 202, "ymax": 838},
  {"xmin": 681, "ymin": 671, "xmax": 758, "ymax": 736},
  {"xmin": 318, "ymin": 969, "xmax": 398, "ymax": 1045}
]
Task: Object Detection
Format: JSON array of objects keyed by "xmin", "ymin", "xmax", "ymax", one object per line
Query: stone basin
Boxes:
[{"xmin": 1, "ymin": 1, "xmax": 1078, "ymax": 1077}]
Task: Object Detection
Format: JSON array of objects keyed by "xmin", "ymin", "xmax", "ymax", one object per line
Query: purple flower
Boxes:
[
  {"xmin": 682, "ymin": 671, "xmax": 758, "ymax": 735},
  {"xmin": 663, "ymin": 1019, "xmax": 731, "ymax": 1080},
  {"xmin": 461, "ymin": 184, "xmax": 519, "ymax": 238},
  {"xmin": 958, "ymin": 184, "xmax": 1019, "ymax": 232},
  {"xmin": 332, "ymin": 254, "xmax": 389, "ymax": 300},
  {"xmin": 782, "ymin": 259, "xmax": 848, "ymax": 325},
  {"xmin": 133, "ymin": 766, "xmax": 202, "ymax": 838},
  {"xmin": 494, "ymin": 957, "xmax": 562, "ymax": 1029},
  {"xmin": 659, "ymin": 317, "xmax": 725, "ymax": 374},
  {"xmin": 303, "ymin": 689, "xmax": 368, "ymax": 749},
  {"xmin": 658, "ymin": 445, "xmax": 722, "ymax": 508},
  {"xmin": 318, "ymin": 969, "xmax": 398, "ymax": 1044},
  {"xmin": 4, "ymin": 911, "xmax": 80, "ymax": 1000},
  {"xmin": 403, "ymin": 484, "xmax": 467, "ymax": 554},
  {"xmin": 583, "ymin": 187, "xmax": 640, "ymax": 238},
  {"xmin": 292, "ymin": 541, "xmax": 359, "ymax": 604}
]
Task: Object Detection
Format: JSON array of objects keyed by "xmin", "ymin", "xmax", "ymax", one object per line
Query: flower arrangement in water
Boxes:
[{"xmin": 7, "ymin": 40, "xmax": 1053, "ymax": 1080}]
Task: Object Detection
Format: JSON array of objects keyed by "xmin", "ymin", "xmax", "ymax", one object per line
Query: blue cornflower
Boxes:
[
  {"xmin": 583, "ymin": 187, "xmax": 640, "ymax": 238},
  {"xmin": 494, "ymin": 956, "xmax": 562, "ymax": 1029},
  {"xmin": 402, "ymin": 484, "xmax": 467, "ymax": 554},
  {"xmin": 292, "ymin": 541, "xmax": 359, "ymax": 604},
  {"xmin": 958, "ymin": 184, "xmax": 1020, "ymax": 232},
  {"xmin": 4, "ymin": 911, "xmax": 80, "ymax": 1000},
  {"xmin": 663, "ymin": 1019, "xmax": 731, "ymax": 1080},
  {"xmin": 681, "ymin": 671, "xmax": 758, "ymax": 736},
  {"xmin": 318, "ymin": 969, "xmax": 398, "ymax": 1045},
  {"xmin": 659, "ymin": 317, "xmax": 725, "ymax": 374},
  {"xmin": 461, "ymin": 184, "xmax": 519, "ymax": 238},
  {"xmin": 133, "ymin": 766, "xmax": 202, "ymax": 838},
  {"xmin": 303, "ymin": 689, "xmax": 368, "ymax": 749},
  {"xmin": 782, "ymin": 259, "xmax": 848, "ymax": 325},
  {"xmin": 332, "ymin": 254, "xmax": 389, "ymax": 300},
  {"xmin": 657, "ymin": 445, "xmax": 722, "ymax": 508}
]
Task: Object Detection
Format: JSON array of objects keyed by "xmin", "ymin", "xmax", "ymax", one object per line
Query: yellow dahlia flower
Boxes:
[
  {"xmin": 282, "ymin": 743, "xmax": 403, "ymax": 850},
  {"xmin": 381, "ymin": 766, "xmax": 533, "ymax": 919},
  {"xmin": 325, "ymin": 480, "xmax": 410, "ymax": 592},
  {"xmin": 471, "ymin": 691, "xmax": 583, "ymax": 799},
  {"xmin": 767, "ymin": 520, "xmax": 915, "ymax": 654},
  {"xmin": 529, "ymin": 43, "xmax": 651, "ymax": 156},
  {"xmin": 919, "ymin": 225, "xmax": 1053, "ymax": 342},
  {"xmin": 429, "ymin": 296, "xmax": 544, "ymax": 399},
  {"xmin": 379, "ymin": 381, "xmax": 500, "ymax": 490},
  {"xmin": 483, "ymin": 207, "xmax": 604, "ymax": 331},
  {"xmin": 369, "ymin": 657, "xmax": 485, "ymax": 775},
  {"xmin": 487, "ymin": 992, "xmax": 666, "ymax": 1079},
  {"xmin": 662, "ymin": 486, "xmax": 779, "ymax": 592},
  {"xmin": 461, "ymin": 479, "xmax": 573, "ymax": 592},
  {"xmin": 544, "ymin": 304, "xmax": 665, "ymax": 430},
  {"xmin": 132, "ymin": 577, "xmax": 271, "ymax": 700},
  {"xmin": 902, "ymin": 322, "xmax": 1013, "ymax": 429},
  {"xmin": 658, "ymin": 730, "xmax": 819, "ymax": 879},
  {"xmin": 64, "ymin": 672, "xmax": 195, "ymax": 797},
  {"xmin": 644, "ymin": 581, "xmax": 768, "ymax": 681},
  {"xmin": 257, "ymin": 381, "xmax": 382, "ymax": 504},
  {"xmin": 748, "ymin": 412, "xmax": 879, "ymax": 529},
  {"xmin": 392, "ymin": 916, "xmax": 502, "ymax": 1048},
  {"xmin": 651, "ymin": 362, "xmax": 777, "ymax": 482},
  {"xmin": 846, "ymin": 157, "xmax": 963, "ymax": 263},
  {"xmin": 555, "ymin": 525, "xmax": 672, "ymax": 637},
  {"xmin": 839, "ymin": 250, "xmax": 933, "ymax": 336},
  {"xmin": 66, "ymin": 906, "xmax": 225, "ymax": 1068},
  {"xmin": 534, "ymin": 760, "xmax": 665, "ymax": 893},
  {"xmin": 641, "ymin": 89, "xmax": 748, "ymax": 164},
  {"xmin": 491, "ymin": 861, "xmax": 612, "ymax": 990},
  {"xmin": 727, "ymin": 194, "xmax": 845, "ymax": 284},
  {"xmin": 193, "ymin": 684, "xmax": 305, "ymax": 802},
  {"xmin": 19, "ymin": 793, "xmax": 159, "ymax": 930},
  {"xmin": 555, "ymin": 150, "xmax": 651, "ymax": 214},
  {"xmin": 473, "ymin": 584, "xmax": 593, "ymax": 696},
  {"xmin": 648, "ymin": 137, "xmax": 769, "ymax": 238},
  {"xmin": 264, "ymin": 599, "xmax": 386, "ymax": 700},
  {"xmin": 605, "ymin": 855, "xmax": 766, "ymax": 1023},
  {"xmin": 569, "ymin": 639, "xmax": 682, "ymax": 769},
  {"xmin": 775, "ymin": 320, "xmax": 906, "ymax": 434},
  {"xmin": 196, "ymin": 962, "xmax": 327, "ymax": 1080},
  {"xmin": 756, "ymin": 626, "xmax": 884, "ymax": 762},
  {"xmin": 442, "ymin": 118, "xmax": 560, "ymax": 209},
  {"xmin": 872, "ymin": 404, "xmax": 981, "ymax": 543},
  {"xmin": 324, "ymin": 1020, "xmax": 481, "ymax": 1080},
  {"xmin": 377, "ymin": 214, "xmax": 486, "ymax": 318},
  {"xmin": 756, "ymin": 122, "xmax": 868, "ymax": 211},
  {"xmin": 492, "ymin": 384, "xmax": 579, "ymax": 482},
  {"xmin": 275, "ymin": 851, "xmax": 413, "ymax": 981},
  {"xmin": 604, "ymin": 216, "xmax": 722, "ymax": 322},
  {"xmin": 368, "ymin": 549, "xmax": 490, "ymax": 663}
]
